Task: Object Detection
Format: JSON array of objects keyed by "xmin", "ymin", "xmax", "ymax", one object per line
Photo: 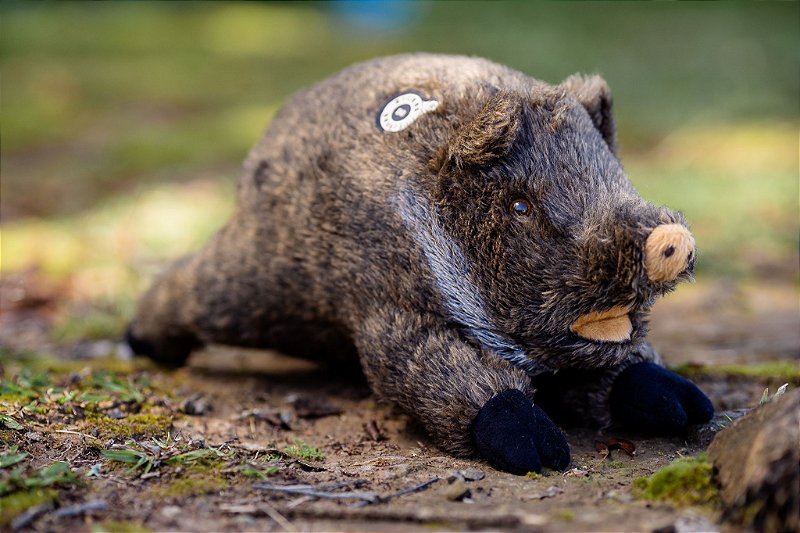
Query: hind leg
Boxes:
[
  {"xmin": 125, "ymin": 221, "xmax": 250, "ymax": 367},
  {"xmin": 126, "ymin": 253, "xmax": 204, "ymax": 367},
  {"xmin": 127, "ymin": 214, "xmax": 303, "ymax": 366}
]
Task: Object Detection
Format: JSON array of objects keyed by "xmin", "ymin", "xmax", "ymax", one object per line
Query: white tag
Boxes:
[{"xmin": 377, "ymin": 92, "xmax": 439, "ymax": 133}]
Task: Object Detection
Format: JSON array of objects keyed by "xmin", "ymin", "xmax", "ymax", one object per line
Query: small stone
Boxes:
[
  {"xmin": 519, "ymin": 513, "xmax": 548, "ymax": 527},
  {"xmin": 445, "ymin": 479, "xmax": 471, "ymax": 501},
  {"xmin": 160, "ymin": 505, "xmax": 182, "ymax": 519},
  {"xmin": 673, "ymin": 515, "xmax": 719, "ymax": 533},
  {"xmin": 526, "ymin": 485, "xmax": 564, "ymax": 500},
  {"xmin": 181, "ymin": 394, "xmax": 212, "ymax": 416},
  {"xmin": 605, "ymin": 489, "xmax": 633, "ymax": 503},
  {"xmin": 446, "ymin": 470, "xmax": 465, "ymax": 484},
  {"xmin": 376, "ymin": 463, "xmax": 411, "ymax": 482},
  {"xmin": 86, "ymin": 340, "xmax": 115, "ymax": 358},
  {"xmin": 567, "ymin": 468, "xmax": 588, "ymax": 477},
  {"xmin": 459, "ymin": 468, "xmax": 485, "ymax": 481}
]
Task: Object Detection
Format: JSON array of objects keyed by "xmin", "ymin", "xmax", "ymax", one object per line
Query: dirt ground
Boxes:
[{"xmin": 1, "ymin": 278, "xmax": 798, "ymax": 532}]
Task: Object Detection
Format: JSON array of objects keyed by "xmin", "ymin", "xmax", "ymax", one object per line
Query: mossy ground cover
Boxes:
[
  {"xmin": 0, "ymin": 338, "xmax": 794, "ymax": 531},
  {"xmin": 0, "ymin": 362, "xmax": 171, "ymax": 438},
  {"xmin": 633, "ymin": 453, "xmax": 719, "ymax": 507},
  {"xmin": 673, "ymin": 360, "xmax": 800, "ymax": 386},
  {"xmin": 0, "ymin": 353, "xmax": 346, "ymax": 528},
  {"xmin": 0, "ymin": 487, "xmax": 59, "ymax": 527},
  {"xmin": 0, "ymin": 360, "xmax": 194, "ymax": 520}
]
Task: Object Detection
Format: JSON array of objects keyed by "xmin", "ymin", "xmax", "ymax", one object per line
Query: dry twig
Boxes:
[{"xmin": 255, "ymin": 477, "xmax": 440, "ymax": 507}]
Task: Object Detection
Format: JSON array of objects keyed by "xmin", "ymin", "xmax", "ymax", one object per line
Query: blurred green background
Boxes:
[{"xmin": 1, "ymin": 1, "xmax": 798, "ymax": 320}]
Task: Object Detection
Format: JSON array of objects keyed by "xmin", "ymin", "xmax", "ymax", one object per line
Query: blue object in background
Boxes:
[{"xmin": 331, "ymin": 1, "xmax": 421, "ymax": 34}]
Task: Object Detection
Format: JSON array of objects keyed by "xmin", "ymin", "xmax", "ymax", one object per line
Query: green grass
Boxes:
[
  {"xmin": 0, "ymin": 459, "xmax": 79, "ymax": 499},
  {"xmin": 0, "ymin": 361, "xmax": 177, "ymax": 445},
  {"xmin": 1, "ymin": 2, "xmax": 796, "ymax": 217},
  {"xmin": 51, "ymin": 307, "xmax": 130, "ymax": 343},
  {"xmin": 0, "ymin": 179, "xmax": 235, "ymax": 310},
  {"xmin": 0, "ymin": 448, "xmax": 28, "ymax": 469},
  {"xmin": 627, "ymin": 133, "xmax": 798, "ymax": 278},
  {"xmin": 238, "ymin": 464, "xmax": 279, "ymax": 480},
  {"xmin": 0, "ymin": 415, "xmax": 24, "ymax": 431},
  {"xmin": 0, "ymin": 365, "xmax": 153, "ymax": 408},
  {"xmin": 283, "ymin": 439, "xmax": 325, "ymax": 461},
  {"xmin": 673, "ymin": 360, "xmax": 800, "ymax": 385}
]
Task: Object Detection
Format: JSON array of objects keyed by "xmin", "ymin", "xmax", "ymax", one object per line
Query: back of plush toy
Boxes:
[{"xmin": 127, "ymin": 54, "xmax": 712, "ymax": 475}]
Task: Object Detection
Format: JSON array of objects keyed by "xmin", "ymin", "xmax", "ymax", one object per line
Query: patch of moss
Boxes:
[
  {"xmin": 90, "ymin": 520, "xmax": 151, "ymax": 533},
  {"xmin": 556, "ymin": 508, "xmax": 575, "ymax": 522},
  {"xmin": 525, "ymin": 471, "xmax": 542, "ymax": 480},
  {"xmin": 633, "ymin": 453, "xmax": 718, "ymax": 507},
  {"xmin": 0, "ymin": 488, "xmax": 57, "ymax": 528},
  {"xmin": 672, "ymin": 361, "xmax": 800, "ymax": 385},
  {"xmin": 283, "ymin": 439, "xmax": 324, "ymax": 461},
  {"xmin": 149, "ymin": 465, "xmax": 229, "ymax": 499},
  {"xmin": 0, "ymin": 430, "xmax": 24, "ymax": 444},
  {"xmin": 0, "ymin": 396, "xmax": 27, "ymax": 407},
  {"xmin": 238, "ymin": 464, "xmax": 279, "ymax": 480},
  {"xmin": 82, "ymin": 413, "xmax": 172, "ymax": 440},
  {"xmin": 3, "ymin": 351, "xmax": 155, "ymax": 379}
]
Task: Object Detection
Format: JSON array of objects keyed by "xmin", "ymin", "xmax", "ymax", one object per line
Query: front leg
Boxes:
[
  {"xmin": 355, "ymin": 307, "xmax": 569, "ymax": 475},
  {"xmin": 534, "ymin": 343, "xmax": 713, "ymax": 433}
]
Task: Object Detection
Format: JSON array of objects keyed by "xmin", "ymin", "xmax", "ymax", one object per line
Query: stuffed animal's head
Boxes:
[{"xmin": 403, "ymin": 75, "xmax": 695, "ymax": 373}]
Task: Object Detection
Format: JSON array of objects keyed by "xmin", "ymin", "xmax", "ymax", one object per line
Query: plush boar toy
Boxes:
[{"xmin": 127, "ymin": 54, "xmax": 713, "ymax": 475}]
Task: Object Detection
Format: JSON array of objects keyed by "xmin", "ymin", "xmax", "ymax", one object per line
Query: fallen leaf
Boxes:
[
  {"xmin": 595, "ymin": 437, "xmax": 636, "ymax": 457},
  {"xmin": 606, "ymin": 437, "xmax": 636, "ymax": 456}
]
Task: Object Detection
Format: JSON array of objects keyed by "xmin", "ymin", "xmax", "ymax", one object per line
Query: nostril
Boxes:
[{"xmin": 663, "ymin": 245, "xmax": 675, "ymax": 258}]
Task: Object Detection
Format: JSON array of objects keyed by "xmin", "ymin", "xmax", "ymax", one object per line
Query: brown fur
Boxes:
[{"xmin": 128, "ymin": 54, "xmax": 693, "ymax": 456}]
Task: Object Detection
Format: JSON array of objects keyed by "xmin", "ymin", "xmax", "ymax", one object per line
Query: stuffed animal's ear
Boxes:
[
  {"xmin": 560, "ymin": 74, "xmax": 616, "ymax": 154},
  {"xmin": 438, "ymin": 92, "xmax": 521, "ymax": 173}
]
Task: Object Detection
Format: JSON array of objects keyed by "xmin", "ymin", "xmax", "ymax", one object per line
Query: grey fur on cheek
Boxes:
[{"xmin": 396, "ymin": 190, "xmax": 539, "ymax": 374}]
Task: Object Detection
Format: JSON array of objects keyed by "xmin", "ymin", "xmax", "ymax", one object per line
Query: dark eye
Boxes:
[{"xmin": 509, "ymin": 198, "xmax": 532, "ymax": 217}]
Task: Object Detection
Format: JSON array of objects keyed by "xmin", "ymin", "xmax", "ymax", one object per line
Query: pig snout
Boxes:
[{"xmin": 643, "ymin": 223, "xmax": 695, "ymax": 283}]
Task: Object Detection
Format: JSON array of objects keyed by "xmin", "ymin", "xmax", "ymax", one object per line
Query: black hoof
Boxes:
[
  {"xmin": 472, "ymin": 389, "xmax": 570, "ymax": 475},
  {"xmin": 124, "ymin": 324, "xmax": 197, "ymax": 368},
  {"xmin": 610, "ymin": 362, "xmax": 714, "ymax": 434}
]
